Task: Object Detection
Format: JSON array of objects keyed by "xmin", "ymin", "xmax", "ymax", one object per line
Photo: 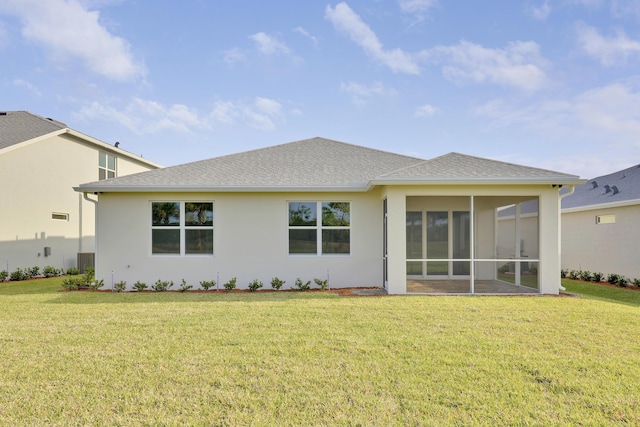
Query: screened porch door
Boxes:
[{"xmin": 407, "ymin": 211, "xmax": 470, "ymax": 278}]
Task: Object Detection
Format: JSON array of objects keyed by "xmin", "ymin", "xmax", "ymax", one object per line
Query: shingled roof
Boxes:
[
  {"xmin": 562, "ymin": 163, "xmax": 640, "ymax": 210},
  {"xmin": 76, "ymin": 137, "xmax": 583, "ymax": 193},
  {"xmin": 0, "ymin": 111, "xmax": 67, "ymax": 150}
]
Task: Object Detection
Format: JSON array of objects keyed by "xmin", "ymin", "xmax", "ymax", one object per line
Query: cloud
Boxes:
[
  {"xmin": 576, "ymin": 22, "xmax": 640, "ymax": 66},
  {"xmin": 13, "ymin": 78, "xmax": 41, "ymax": 96},
  {"xmin": 222, "ymin": 48, "xmax": 246, "ymax": 65},
  {"xmin": 294, "ymin": 26, "xmax": 319, "ymax": 46},
  {"xmin": 415, "ymin": 103, "xmax": 439, "ymax": 117},
  {"xmin": 427, "ymin": 40, "xmax": 548, "ymax": 91},
  {"xmin": 398, "ymin": 0, "xmax": 437, "ymax": 15},
  {"xmin": 0, "ymin": 0, "xmax": 145, "ymax": 81},
  {"xmin": 339, "ymin": 81, "xmax": 395, "ymax": 105},
  {"xmin": 528, "ymin": 0, "xmax": 551, "ymax": 20},
  {"xmin": 250, "ymin": 32, "xmax": 290, "ymax": 55},
  {"xmin": 76, "ymin": 99, "xmax": 208, "ymax": 134},
  {"xmin": 325, "ymin": 2, "xmax": 420, "ymax": 74},
  {"xmin": 211, "ymin": 97, "xmax": 288, "ymax": 131},
  {"xmin": 474, "ymin": 81, "xmax": 640, "ymax": 149}
]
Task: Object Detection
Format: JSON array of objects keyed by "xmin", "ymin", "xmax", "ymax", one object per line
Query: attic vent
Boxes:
[
  {"xmin": 612, "ymin": 185, "xmax": 619, "ymax": 195},
  {"xmin": 603, "ymin": 184, "xmax": 611, "ymax": 194},
  {"xmin": 596, "ymin": 214, "xmax": 615, "ymax": 224},
  {"xmin": 0, "ymin": 112, "xmax": 7, "ymax": 116},
  {"xmin": 591, "ymin": 181, "xmax": 598, "ymax": 188},
  {"xmin": 52, "ymin": 212, "xmax": 69, "ymax": 221}
]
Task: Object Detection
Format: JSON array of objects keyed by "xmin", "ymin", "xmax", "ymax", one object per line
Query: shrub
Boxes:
[
  {"xmin": 223, "ymin": 277, "xmax": 237, "ymax": 293},
  {"xmin": 88, "ymin": 279, "xmax": 104, "ymax": 291},
  {"xmin": 61, "ymin": 277, "xmax": 84, "ymax": 291},
  {"xmin": 27, "ymin": 266, "xmax": 40, "ymax": 278},
  {"xmin": 579, "ymin": 270, "xmax": 592, "ymax": 282},
  {"xmin": 607, "ymin": 273, "xmax": 622, "ymax": 286},
  {"xmin": 114, "ymin": 281, "xmax": 127, "ymax": 292},
  {"xmin": 132, "ymin": 281, "xmax": 148, "ymax": 292},
  {"xmin": 43, "ymin": 266, "xmax": 61, "ymax": 278},
  {"xmin": 199, "ymin": 280, "xmax": 216, "ymax": 291},
  {"xmin": 152, "ymin": 280, "xmax": 174, "ymax": 292},
  {"xmin": 248, "ymin": 279, "xmax": 263, "ymax": 292},
  {"xmin": 178, "ymin": 279, "xmax": 193, "ymax": 293},
  {"xmin": 618, "ymin": 276, "xmax": 629, "ymax": 288},
  {"xmin": 0, "ymin": 270, "xmax": 8, "ymax": 281},
  {"xmin": 560, "ymin": 269, "xmax": 568, "ymax": 279},
  {"xmin": 568, "ymin": 270, "xmax": 580, "ymax": 280},
  {"xmin": 293, "ymin": 278, "xmax": 311, "ymax": 291},
  {"xmin": 633, "ymin": 278, "xmax": 640, "ymax": 287},
  {"xmin": 66, "ymin": 267, "xmax": 80, "ymax": 276},
  {"xmin": 271, "ymin": 277, "xmax": 285, "ymax": 290},
  {"xmin": 314, "ymin": 278, "xmax": 329, "ymax": 290},
  {"xmin": 591, "ymin": 272, "xmax": 604, "ymax": 283},
  {"xmin": 10, "ymin": 268, "xmax": 27, "ymax": 281}
]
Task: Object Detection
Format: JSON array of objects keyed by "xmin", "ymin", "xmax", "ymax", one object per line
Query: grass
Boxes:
[
  {"xmin": 1, "ymin": 278, "xmax": 640, "ymax": 425},
  {"xmin": 563, "ymin": 278, "xmax": 640, "ymax": 307}
]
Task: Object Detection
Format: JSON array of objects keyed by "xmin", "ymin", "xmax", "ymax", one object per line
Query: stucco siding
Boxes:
[
  {"xmin": 562, "ymin": 205, "xmax": 640, "ymax": 279},
  {"xmin": 95, "ymin": 191, "xmax": 384, "ymax": 290}
]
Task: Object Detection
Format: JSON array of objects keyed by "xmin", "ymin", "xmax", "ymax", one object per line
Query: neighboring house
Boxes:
[
  {"xmin": 76, "ymin": 137, "xmax": 583, "ymax": 294},
  {"xmin": 561, "ymin": 164, "xmax": 640, "ymax": 280},
  {"xmin": 0, "ymin": 111, "xmax": 160, "ymax": 273}
]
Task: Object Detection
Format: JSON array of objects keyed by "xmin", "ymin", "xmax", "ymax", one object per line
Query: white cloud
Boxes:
[
  {"xmin": 210, "ymin": 97, "xmax": 288, "ymax": 131},
  {"xmin": 415, "ymin": 103, "xmax": 439, "ymax": 117},
  {"xmin": 398, "ymin": 0, "xmax": 437, "ymax": 15},
  {"xmin": 339, "ymin": 81, "xmax": 395, "ymax": 105},
  {"xmin": 250, "ymin": 32, "xmax": 290, "ymax": 55},
  {"xmin": 13, "ymin": 78, "xmax": 41, "ymax": 96},
  {"xmin": 294, "ymin": 26, "xmax": 319, "ymax": 46},
  {"xmin": 222, "ymin": 48, "xmax": 246, "ymax": 65},
  {"xmin": 576, "ymin": 22, "xmax": 640, "ymax": 66},
  {"xmin": 428, "ymin": 40, "xmax": 548, "ymax": 91},
  {"xmin": 76, "ymin": 99, "xmax": 208, "ymax": 134},
  {"xmin": 0, "ymin": 0, "xmax": 145, "ymax": 81},
  {"xmin": 529, "ymin": 0, "xmax": 551, "ymax": 20},
  {"xmin": 325, "ymin": 2, "xmax": 420, "ymax": 75}
]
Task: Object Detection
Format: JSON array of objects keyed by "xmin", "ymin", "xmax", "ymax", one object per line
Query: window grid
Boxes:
[
  {"xmin": 288, "ymin": 201, "xmax": 350, "ymax": 256},
  {"xmin": 151, "ymin": 202, "xmax": 214, "ymax": 256},
  {"xmin": 99, "ymin": 152, "xmax": 117, "ymax": 180}
]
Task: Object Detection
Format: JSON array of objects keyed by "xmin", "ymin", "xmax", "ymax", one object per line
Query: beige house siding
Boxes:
[
  {"xmin": 0, "ymin": 133, "xmax": 158, "ymax": 273},
  {"xmin": 561, "ymin": 204, "xmax": 640, "ymax": 279}
]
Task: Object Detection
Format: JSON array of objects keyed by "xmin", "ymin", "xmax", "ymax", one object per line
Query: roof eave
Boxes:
[
  {"xmin": 368, "ymin": 177, "xmax": 587, "ymax": 187},
  {"xmin": 74, "ymin": 184, "xmax": 371, "ymax": 193}
]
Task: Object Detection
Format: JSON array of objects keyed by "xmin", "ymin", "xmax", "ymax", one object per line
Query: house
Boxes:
[
  {"xmin": 75, "ymin": 137, "xmax": 583, "ymax": 294},
  {"xmin": 0, "ymin": 111, "xmax": 160, "ymax": 273},
  {"xmin": 560, "ymin": 164, "xmax": 640, "ymax": 280}
]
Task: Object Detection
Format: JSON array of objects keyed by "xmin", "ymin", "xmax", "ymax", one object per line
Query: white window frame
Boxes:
[
  {"xmin": 99, "ymin": 151, "xmax": 117, "ymax": 180},
  {"xmin": 288, "ymin": 201, "xmax": 351, "ymax": 256},
  {"xmin": 151, "ymin": 201, "xmax": 214, "ymax": 257}
]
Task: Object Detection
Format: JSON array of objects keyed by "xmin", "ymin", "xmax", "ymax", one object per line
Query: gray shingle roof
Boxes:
[
  {"xmin": 77, "ymin": 137, "xmax": 584, "ymax": 193},
  {"xmin": 562, "ymin": 163, "xmax": 640, "ymax": 209},
  {"xmin": 0, "ymin": 111, "xmax": 67, "ymax": 150}
]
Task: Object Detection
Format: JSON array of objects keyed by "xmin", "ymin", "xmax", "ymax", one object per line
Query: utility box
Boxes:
[{"xmin": 77, "ymin": 253, "xmax": 95, "ymax": 274}]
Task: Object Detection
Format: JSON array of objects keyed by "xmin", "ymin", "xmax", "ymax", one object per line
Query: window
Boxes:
[
  {"xmin": 289, "ymin": 202, "xmax": 350, "ymax": 255},
  {"xmin": 99, "ymin": 152, "xmax": 117, "ymax": 180},
  {"xmin": 152, "ymin": 202, "xmax": 213, "ymax": 255},
  {"xmin": 596, "ymin": 214, "xmax": 615, "ymax": 224},
  {"xmin": 52, "ymin": 212, "xmax": 69, "ymax": 221}
]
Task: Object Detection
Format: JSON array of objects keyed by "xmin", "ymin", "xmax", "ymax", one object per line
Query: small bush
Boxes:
[
  {"xmin": 66, "ymin": 267, "xmax": 80, "ymax": 276},
  {"xmin": 607, "ymin": 273, "xmax": 621, "ymax": 286},
  {"xmin": 43, "ymin": 266, "xmax": 61, "ymax": 278},
  {"xmin": 314, "ymin": 278, "xmax": 329, "ymax": 290},
  {"xmin": 579, "ymin": 270, "xmax": 592, "ymax": 282},
  {"xmin": 199, "ymin": 280, "xmax": 216, "ymax": 291},
  {"xmin": 61, "ymin": 277, "xmax": 84, "ymax": 291},
  {"xmin": 178, "ymin": 279, "xmax": 193, "ymax": 293},
  {"xmin": 132, "ymin": 281, "xmax": 148, "ymax": 292},
  {"xmin": 88, "ymin": 279, "xmax": 104, "ymax": 291},
  {"xmin": 618, "ymin": 276, "xmax": 629, "ymax": 288},
  {"xmin": 591, "ymin": 272, "xmax": 604, "ymax": 283},
  {"xmin": 152, "ymin": 280, "xmax": 173, "ymax": 292},
  {"xmin": 27, "ymin": 266, "xmax": 40, "ymax": 278},
  {"xmin": 560, "ymin": 269, "xmax": 568, "ymax": 279},
  {"xmin": 293, "ymin": 278, "xmax": 311, "ymax": 291},
  {"xmin": 223, "ymin": 277, "xmax": 237, "ymax": 292},
  {"xmin": 10, "ymin": 268, "xmax": 27, "ymax": 281},
  {"xmin": 633, "ymin": 278, "xmax": 640, "ymax": 287},
  {"xmin": 248, "ymin": 279, "xmax": 263, "ymax": 292},
  {"xmin": 114, "ymin": 281, "xmax": 127, "ymax": 292},
  {"xmin": 568, "ymin": 270, "xmax": 580, "ymax": 280},
  {"xmin": 271, "ymin": 277, "xmax": 285, "ymax": 290},
  {"xmin": 0, "ymin": 270, "xmax": 8, "ymax": 281}
]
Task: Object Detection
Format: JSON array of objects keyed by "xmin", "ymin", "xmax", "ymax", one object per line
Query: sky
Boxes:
[{"xmin": 1, "ymin": 0, "xmax": 640, "ymax": 179}]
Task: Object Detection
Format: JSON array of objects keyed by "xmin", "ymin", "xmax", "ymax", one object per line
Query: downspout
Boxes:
[
  {"xmin": 557, "ymin": 185, "xmax": 576, "ymax": 291},
  {"xmin": 83, "ymin": 192, "xmax": 99, "ymax": 285}
]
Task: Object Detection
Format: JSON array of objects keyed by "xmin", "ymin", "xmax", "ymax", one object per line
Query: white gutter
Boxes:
[{"xmin": 82, "ymin": 192, "xmax": 99, "ymax": 287}]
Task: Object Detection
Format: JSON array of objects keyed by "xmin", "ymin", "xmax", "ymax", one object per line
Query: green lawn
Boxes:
[{"xmin": 1, "ymin": 278, "xmax": 639, "ymax": 426}]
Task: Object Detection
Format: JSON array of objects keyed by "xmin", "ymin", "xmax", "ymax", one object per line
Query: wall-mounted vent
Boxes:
[
  {"xmin": 596, "ymin": 214, "xmax": 615, "ymax": 224},
  {"xmin": 52, "ymin": 212, "xmax": 69, "ymax": 221}
]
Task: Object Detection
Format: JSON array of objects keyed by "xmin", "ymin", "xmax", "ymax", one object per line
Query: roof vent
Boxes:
[
  {"xmin": 591, "ymin": 181, "xmax": 598, "ymax": 188},
  {"xmin": 0, "ymin": 112, "xmax": 7, "ymax": 116},
  {"xmin": 115, "ymin": 142, "xmax": 120, "ymax": 148},
  {"xmin": 603, "ymin": 185, "xmax": 611, "ymax": 194},
  {"xmin": 622, "ymin": 172, "xmax": 626, "ymax": 179},
  {"xmin": 612, "ymin": 186, "xmax": 619, "ymax": 195}
]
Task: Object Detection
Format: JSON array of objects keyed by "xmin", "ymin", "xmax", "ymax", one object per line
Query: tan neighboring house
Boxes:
[
  {"xmin": 76, "ymin": 137, "xmax": 583, "ymax": 294},
  {"xmin": 561, "ymin": 164, "xmax": 640, "ymax": 280},
  {"xmin": 0, "ymin": 111, "xmax": 160, "ymax": 273}
]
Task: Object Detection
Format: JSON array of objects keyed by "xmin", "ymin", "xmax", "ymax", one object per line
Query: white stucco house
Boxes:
[
  {"xmin": 0, "ymin": 111, "xmax": 160, "ymax": 273},
  {"xmin": 560, "ymin": 164, "xmax": 640, "ymax": 280},
  {"xmin": 75, "ymin": 137, "xmax": 584, "ymax": 294}
]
